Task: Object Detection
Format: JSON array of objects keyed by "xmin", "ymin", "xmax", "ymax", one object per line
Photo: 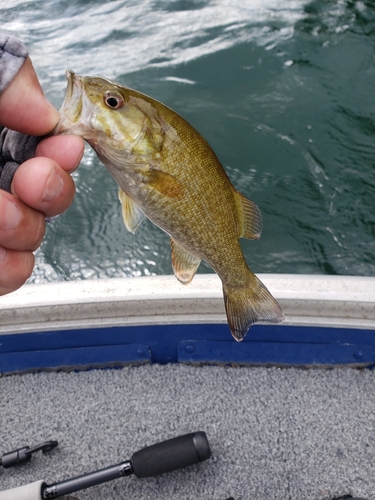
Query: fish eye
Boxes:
[{"xmin": 104, "ymin": 91, "xmax": 124, "ymax": 110}]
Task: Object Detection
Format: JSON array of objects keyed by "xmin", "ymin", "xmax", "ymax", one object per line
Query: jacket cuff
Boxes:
[{"xmin": 0, "ymin": 126, "xmax": 40, "ymax": 192}]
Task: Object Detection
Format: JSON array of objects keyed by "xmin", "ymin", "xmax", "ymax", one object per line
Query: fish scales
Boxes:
[
  {"xmin": 56, "ymin": 71, "xmax": 283, "ymax": 340},
  {"xmin": 134, "ymin": 101, "xmax": 241, "ymax": 266}
]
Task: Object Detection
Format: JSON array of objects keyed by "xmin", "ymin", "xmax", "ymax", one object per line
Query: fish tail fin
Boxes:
[{"xmin": 223, "ymin": 274, "xmax": 283, "ymax": 342}]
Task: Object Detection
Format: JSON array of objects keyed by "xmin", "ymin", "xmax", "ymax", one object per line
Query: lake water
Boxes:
[{"xmin": 2, "ymin": 0, "xmax": 375, "ymax": 282}]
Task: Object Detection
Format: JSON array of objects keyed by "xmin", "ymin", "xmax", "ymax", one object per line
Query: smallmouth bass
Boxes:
[{"xmin": 56, "ymin": 70, "xmax": 283, "ymax": 341}]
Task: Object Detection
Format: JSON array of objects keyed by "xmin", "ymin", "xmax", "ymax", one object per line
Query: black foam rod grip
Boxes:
[{"xmin": 131, "ymin": 431, "xmax": 211, "ymax": 478}]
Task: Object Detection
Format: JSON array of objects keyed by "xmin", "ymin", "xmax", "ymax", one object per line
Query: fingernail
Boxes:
[
  {"xmin": 42, "ymin": 168, "xmax": 64, "ymax": 202},
  {"xmin": 1, "ymin": 198, "xmax": 21, "ymax": 230},
  {"xmin": 0, "ymin": 246, "xmax": 6, "ymax": 263}
]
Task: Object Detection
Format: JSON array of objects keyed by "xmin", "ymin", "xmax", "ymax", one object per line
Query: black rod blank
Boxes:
[{"xmin": 42, "ymin": 462, "xmax": 132, "ymax": 499}]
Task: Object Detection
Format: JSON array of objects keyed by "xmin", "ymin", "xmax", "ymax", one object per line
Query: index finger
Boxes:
[
  {"xmin": 36, "ymin": 135, "xmax": 85, "ymax": 173},
  {"xmin": 0, "ymin": 58, "xmax": 59, "ymax": 135}
]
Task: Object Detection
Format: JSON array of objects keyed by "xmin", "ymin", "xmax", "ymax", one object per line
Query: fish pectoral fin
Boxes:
[
  {"xmin": 170, "ymin": 238, "xmax": 201, "ymax": 285},
  {"xmin": 144, "ymin": 168, "xmax": 184, "ymax": 199},
  {"xmin": 118, "ymin": 188, "xmax": 146, "ymax": 233},
  {"xmin": 234, "ymin": 190, "xmax": 263, "ymax": 240}
]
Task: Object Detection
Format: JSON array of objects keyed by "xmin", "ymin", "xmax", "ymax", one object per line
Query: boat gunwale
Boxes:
[{"xmin": 1, "ymin": 274, "xmax": 375, "ymax": 335}]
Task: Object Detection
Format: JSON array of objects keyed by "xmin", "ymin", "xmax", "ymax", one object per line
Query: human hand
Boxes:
[{"xmin": 0, "ymin": 58, "xmax": 84, "ymax": 296}]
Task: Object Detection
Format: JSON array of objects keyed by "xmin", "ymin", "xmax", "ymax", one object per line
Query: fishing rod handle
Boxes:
[
  {"xmin": 131, "ymin": 431, "xmax": 211, "ymax": 478},
  {"xmin": 0, "ymin": 480, "xmax": 44, "ymax": 500}
]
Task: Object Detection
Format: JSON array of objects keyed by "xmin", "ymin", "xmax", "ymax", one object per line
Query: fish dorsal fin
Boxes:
[
  {"xmin": 234, "ymin": 190, "xmax": 263, "ymax": 240},
  {"xmin": 118, "ymin": 188, "xmax": 146, "ymax": 233},
  {"xmin": 170, "ymin": 238, "xmax": 201, "ymax": 285}
]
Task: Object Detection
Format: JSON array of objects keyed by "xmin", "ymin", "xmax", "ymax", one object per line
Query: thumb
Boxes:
[{"xmin": 0, "ymin": 57, "xmax": 59, "ymax": 136}]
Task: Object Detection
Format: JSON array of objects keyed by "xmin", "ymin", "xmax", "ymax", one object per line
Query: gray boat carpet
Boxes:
[{"xmin": 1, "ymin": 364, "xmax": 375, "ymax": 500}]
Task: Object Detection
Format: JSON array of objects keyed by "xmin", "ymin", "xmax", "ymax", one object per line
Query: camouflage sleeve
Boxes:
[
  {"xmin": 0, "ymin": 34, "xmax": 28, "ymax": 93},
  {"xmin": 0, "ymin": 35, "xmax": 40, "ymax": 193}
]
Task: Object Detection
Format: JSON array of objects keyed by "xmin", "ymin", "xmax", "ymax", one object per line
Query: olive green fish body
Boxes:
[{"xmin": 56, "ymin": 71, "xmax": 283, "ymax": 340}]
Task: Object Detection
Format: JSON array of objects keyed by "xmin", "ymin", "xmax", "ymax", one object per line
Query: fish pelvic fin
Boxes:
[
  {"xmin": 223, "ymin": 274, "xmax": 283, "ymax": 342},
  {"xmin": 118, "ymin": 188, "xmax": 146, "ymax": 233},
  {"xmin": 170, "ymin": 238, "xmax": 201, "ymax": 285},
  {"xmin": 233, "ymin": 190, "xmax": 263, "ymax": 240}
]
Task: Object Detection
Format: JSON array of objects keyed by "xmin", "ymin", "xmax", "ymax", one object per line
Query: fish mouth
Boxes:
[
  {"xmin": 54, "ymin": 70, "xmax": 84, "ymax": 135},
  {"xmin": 65, "ymin": 69, "xmax": 81, "ymax": 102}
]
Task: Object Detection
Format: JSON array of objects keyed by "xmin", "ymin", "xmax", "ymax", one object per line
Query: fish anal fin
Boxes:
[
  {"xmin": 144, "ymin": 168, "xmax": 184, "ymax": 199},
  {"xmin": 223, "ymin": 274, "xmax": 283, "ymax": 342},
  {"xmin": 170, "ymin": 238, "xmax": 201, "ymax": 285},
  {"xmin": 118, "ymin": 188, "xmax": 146, "ymax": 233},
  {"xmin": 234, "ymin": 190, "xmax": 263, "ymax": 240}
]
